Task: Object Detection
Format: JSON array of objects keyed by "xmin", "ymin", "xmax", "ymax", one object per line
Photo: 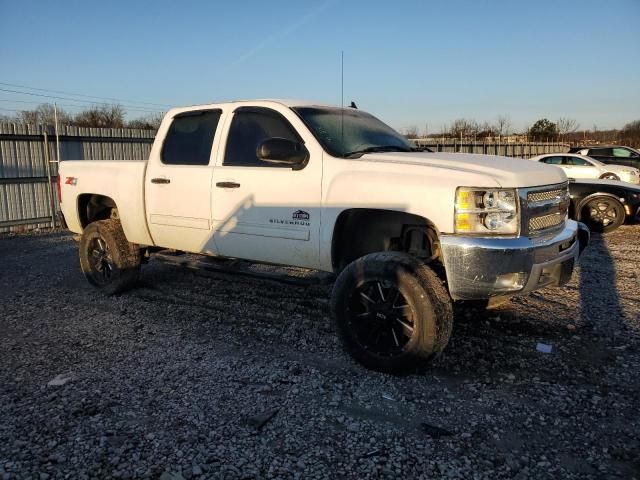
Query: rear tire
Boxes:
[
  {"xmin": 580, "ymin": 196, "xmax": 625, "ymax": 233},
  {"xmin": 79, "ymin": 219, "xmax": 141, "ymax": 294},
  {"xmin": 330, "ymin": 252, "xmax": 453, "ymax": 373}
]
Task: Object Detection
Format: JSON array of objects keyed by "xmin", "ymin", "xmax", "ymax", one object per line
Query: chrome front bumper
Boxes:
[{"xmin": 440, "ymin": 220, "xmax": 590, "ymax": 300}]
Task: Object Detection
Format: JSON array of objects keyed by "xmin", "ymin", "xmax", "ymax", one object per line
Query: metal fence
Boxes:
[
  {"xmin": 0, "ymin": 123, "xmax": 154, "ymax": 233},
  {"xmin": 409, "ymin": 139, "xmax": 569, "ymax": 158}
]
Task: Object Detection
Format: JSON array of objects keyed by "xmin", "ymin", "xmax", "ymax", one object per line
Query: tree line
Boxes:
[
  {"xmin": 405, "ymin": 116, "xmax": 640, "ymax": 146},
  {"xmin": 0, "ymin": 103, "xmax": 164, "ymax": 130}
]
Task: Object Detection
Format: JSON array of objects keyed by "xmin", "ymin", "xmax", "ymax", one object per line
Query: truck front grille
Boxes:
[
  {"xmin": 520, "ymin": 182, "xmax": 570, "ymax": 236},
  {"xmin": 527, "ymin": 188, "xmax": 567, "ymax": 203},
  {"xmin": 528, "ymin": 212, "xmax": 566, "ymax": 231}
]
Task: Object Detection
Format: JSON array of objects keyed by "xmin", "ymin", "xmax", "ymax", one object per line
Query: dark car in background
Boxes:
[
  {"xmin": 568, "ymin": 179, "xmax": 640, "ymax": 233},
  {"xmin": 568, "ymin": 145, "xmax": 640, "ymax": 170}
]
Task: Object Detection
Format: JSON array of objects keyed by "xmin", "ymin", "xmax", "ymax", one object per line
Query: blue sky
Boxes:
[{"xmin": 0, "ymin": 0, "xmax": 639, "ymax": 132}]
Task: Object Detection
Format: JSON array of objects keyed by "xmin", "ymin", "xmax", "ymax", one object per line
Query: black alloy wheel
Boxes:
[
  {"xmin": 581, "ymin": 197, "xmax": 625, "ymax": 233},
  {"xmin": 347, "ymin": 279, "xmax": 416, "ymax": 357},
  {"xmin": 331, "ymin": 252, "xmax": 453, "ymax": 373},
  {"xmin": 87, "ymin": 236, "xmax": 114, "ymax": 285},
  {"xmin": 79, "ymin": 219, "xmax": 141, "ymax": 294}
]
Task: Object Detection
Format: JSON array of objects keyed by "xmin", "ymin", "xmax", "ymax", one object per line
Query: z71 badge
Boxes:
[{"xmin": 65, "ymin": 177, "xmax": 78, "ymax": 186}]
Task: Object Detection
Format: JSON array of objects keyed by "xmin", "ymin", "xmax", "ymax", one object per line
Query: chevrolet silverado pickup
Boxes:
[{"xmin": 59, "ymin": 100, "xmax": 590, "ymax": 372}]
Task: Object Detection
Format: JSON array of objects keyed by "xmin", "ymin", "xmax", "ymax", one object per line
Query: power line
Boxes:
[
  {"xmin": 0, "ymin": 88, "xmax": 164, "ymax": 113},
  {"xmin": 0, "ymin": 98, "xmax": 48, "ymax": 105},
  {"xmin": 0, "ymin": 97, "xmax": 163, "ymax": 114},
  {"xmin": 0, "ymin": 98, "xmax": 108, "ymax": 109},
  {"xmin": 0, "ymin": 81, "xmax": 172, "ymax": 108}
]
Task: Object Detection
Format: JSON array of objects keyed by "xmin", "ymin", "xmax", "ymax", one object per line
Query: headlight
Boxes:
[{"xmin": 455, "ymin": 187, "xmax": 519, "ymax": 235}]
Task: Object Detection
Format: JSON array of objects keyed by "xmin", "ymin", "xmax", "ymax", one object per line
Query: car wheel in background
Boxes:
[
  {"xmin": 600, "ymin": 173, "xmax": 620, "ymax": 180},
  {"xmin": 79, "ymin": 219, "xmax": 141, "ymax": 294},
  {"xmin": 331, "ymin": 252, "xmax": 452, "ymax": 373},
  {"xmin": 580, "ymin": 197, "xmax": 625, "ymax": 233}
]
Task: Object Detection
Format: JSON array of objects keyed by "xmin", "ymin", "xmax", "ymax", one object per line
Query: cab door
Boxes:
[
  {"xmin": 563, "ymin": 156, "xmax": 599, "ymax": 179},
  {"xmin": 210, "ymin": 106, "xmax": 322, "ymax": 269},
  {"xmin": 145, "ymin": 109, "xmax": 222, "ymax": 253}
]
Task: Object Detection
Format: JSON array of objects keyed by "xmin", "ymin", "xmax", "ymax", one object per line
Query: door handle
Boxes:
[
  {"xmin": 216, "ymin": 182, "xmax": 240, "ymax": 188},
  {"xmin": 151, "ymin": 178, "xmax": 170, "ymax": 184}
]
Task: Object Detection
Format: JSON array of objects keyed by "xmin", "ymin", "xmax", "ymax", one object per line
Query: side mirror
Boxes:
[{"xmin": 257, "ymin": 138, "xmax": 309, "ymax": 170}]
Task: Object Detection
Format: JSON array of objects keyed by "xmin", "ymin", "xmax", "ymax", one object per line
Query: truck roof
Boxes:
[{"xmin": 167, "ymin": 99, "xmax": 336, "ymax": 116}]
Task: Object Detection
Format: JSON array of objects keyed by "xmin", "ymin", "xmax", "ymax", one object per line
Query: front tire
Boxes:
[
  {"xmin": 79, "ymin": 219, "xmax": 141, "ymax": 294},
  {"xmin": 580, "ymin": 196, "xmax": 625, "ymax": 233},
  {"xmin": 331, "ymin": 252, "xmax": 453, "ymax": 373}
]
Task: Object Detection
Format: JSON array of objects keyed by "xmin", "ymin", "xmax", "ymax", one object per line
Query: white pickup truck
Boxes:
[{"xmin": 59, "ymin": 99, "xmax": 589, "ymax": 372}]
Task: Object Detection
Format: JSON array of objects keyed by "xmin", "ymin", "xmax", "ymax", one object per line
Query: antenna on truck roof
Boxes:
[{"xmin": 341, "ymin": 50, "xmax": 344, "ymax": 144}]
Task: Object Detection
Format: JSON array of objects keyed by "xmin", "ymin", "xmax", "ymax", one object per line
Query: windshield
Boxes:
[{"xmin": 292, "ymin": 106, "xmax": 413, "ymax": 158}]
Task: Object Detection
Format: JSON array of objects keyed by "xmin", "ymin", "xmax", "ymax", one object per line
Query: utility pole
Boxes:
[{"xmin": 54, "ymin": 103, "xmax": 61, "ymax": 163}]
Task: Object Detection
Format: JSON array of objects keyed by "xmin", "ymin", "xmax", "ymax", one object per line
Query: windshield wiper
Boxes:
[{"xmin": 342, "ymin": 145, "xmax": 412, "ymax": 158}]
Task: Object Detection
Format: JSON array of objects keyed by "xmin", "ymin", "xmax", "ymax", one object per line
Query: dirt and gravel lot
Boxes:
[{"xmin": 1, "ymin": 227, "xmax": 639, "ymax": 480}]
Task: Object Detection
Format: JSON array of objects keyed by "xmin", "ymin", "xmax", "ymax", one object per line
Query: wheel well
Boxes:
[
  {"xmin": 599, "ymin": 172, "xmax": 618, "ymax": 179},
  {"xmin": 331, "ymin": 209, "xmax": 440, "ymax": 272},
  {"xmin": 78, "ymin": 194, "xmax": 118, "ymax": 228}
]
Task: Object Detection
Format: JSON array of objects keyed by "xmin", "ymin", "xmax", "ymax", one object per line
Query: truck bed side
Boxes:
[{"xmin": 59, "ymin": 160, "xmax": 154, "ymax": 246}]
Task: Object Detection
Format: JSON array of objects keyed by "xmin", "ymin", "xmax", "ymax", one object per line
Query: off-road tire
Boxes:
[
  {"xmin": 580, "ymin": 196, "xmax": 625, "ymax": 233},
  {"xmin": 79, "ymin": 219, "xmax": 141, "ymax": 295},
  {"xmin": 331, "ymin": 252, "xmax": 453, "ymax": 373}
]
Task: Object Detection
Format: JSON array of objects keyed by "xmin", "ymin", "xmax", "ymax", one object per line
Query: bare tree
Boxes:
[
  {"xmin": 622, "ymin": 119, "xmax": 640, "ymax": 136},
  {"xmin": 622, "ymin": 119, "xmax": 640, "ymax": 146},
  {"xmin": 494, "ymin": 115, "xmax": 512, "ymax": 137},
  {"xmin": 127, "ymin": 112, "xmax": 164, "ymax": 130},
  {"xmin": 74, "ymin": 104, "xmax": 125, "ymax": 128},
  {"xmin": 556, "ymin": 117, "xmax": 579, "ymax": 141},
  {"xmin": 402, "ymin": 125, "xmax": 419, "ymax": 138},
  {"xmin": 477, "ymin": 121, "xmax": 496, "ymax": 139},
  {"xmin": 16, "ymin": 103, "xmax": 72, "ymax": 126},
  {"xmin": 449, "ymin": 118, "xmax": 479, "ymax": 138}
]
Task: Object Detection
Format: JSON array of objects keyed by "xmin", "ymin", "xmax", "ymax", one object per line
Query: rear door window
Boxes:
[
  {"xmin": 541, "ymin": 156, "xmax": 563, "ymax": 165},
  {"xmin": 588, "ymin": 148, "xmax": 613, "ymax": 157},
  {"xmin": 162, "ymin": 110, "xmax": 222, "ymax": 166}
]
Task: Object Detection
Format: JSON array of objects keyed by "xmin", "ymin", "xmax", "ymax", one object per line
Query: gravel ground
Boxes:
[{"xmin": 1, "ymin": 226, "xmax": 639, "ymax": 480}]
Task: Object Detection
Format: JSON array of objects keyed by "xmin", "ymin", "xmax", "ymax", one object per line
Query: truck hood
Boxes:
[{"xmin": 359, "ymin": 151, "xmax": 567, "ymax": 188}]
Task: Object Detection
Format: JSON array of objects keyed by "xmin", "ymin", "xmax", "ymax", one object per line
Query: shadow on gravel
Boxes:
[
  {"xmin": 577, "ymin": 233, "xmax": 625, "ymax": 333},
  {"xmin": 427, "ymin": 230, "xmax": 628, "ymax": 382}
]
